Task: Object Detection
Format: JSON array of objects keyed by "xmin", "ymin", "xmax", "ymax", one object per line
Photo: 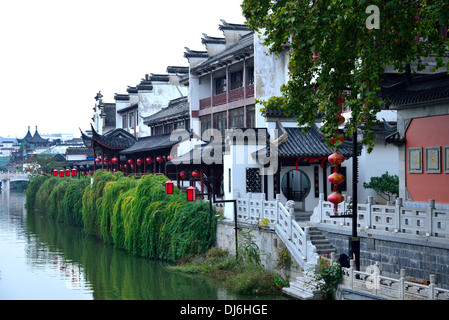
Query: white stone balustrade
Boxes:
[
  {"xmin": 311, "ymin": 193, "xmax": 449, "ymax": 239},
  {"xmin": 341, "ymin": 259, "xmax": 449, "ymax": 300},
  {"xmin": 235, "ymin": 193, "xmax": 318, "ymax": 270}
]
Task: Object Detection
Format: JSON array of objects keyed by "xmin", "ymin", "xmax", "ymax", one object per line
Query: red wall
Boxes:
[{"xmin": 406, "ymin": 114, "xmax": 449, "ymax": 203}]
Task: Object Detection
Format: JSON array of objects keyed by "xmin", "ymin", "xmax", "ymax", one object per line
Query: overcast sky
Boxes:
[{"xmin": 0, "ymin": 0, "xmax": 245, "ymax": 139}]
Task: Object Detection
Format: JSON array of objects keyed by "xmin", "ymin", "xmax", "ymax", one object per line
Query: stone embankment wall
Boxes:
[
  {"xmin": 318, "ymin": 225, "xmax": 449, "ymax": 290},
  {"xmin": 216, "ymin": 220, "xmax": 302, "ymax": 280}
]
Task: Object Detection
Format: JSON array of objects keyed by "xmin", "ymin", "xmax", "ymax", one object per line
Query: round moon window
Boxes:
[{"xmin": 281, "ymin": 169, "xmax": 311, "ymax": 201}]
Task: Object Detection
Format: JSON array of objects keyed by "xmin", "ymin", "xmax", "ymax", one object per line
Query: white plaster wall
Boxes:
[
  {"xmin": 253, "ymin": 31, "xmax": 290, "ymax": 129},
  {"xmin": 138, "ymin": 82, "xmax": 188, "ymax": 137},
  {"xmin": 358, "ymin": 142, "xmax": 399, "ymax": 204},
  {"xmin": 223, "ymin": 143, "xmax": 264, "ymax": 219},
  {"xmin": 115, "ymin": 100, "xmax": 129, "ymax": 130}
]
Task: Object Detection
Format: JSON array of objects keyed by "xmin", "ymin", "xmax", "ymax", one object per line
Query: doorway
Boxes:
[{"xmin": 281, "ymin": 169, "xmax": 311, "ymax": 211}]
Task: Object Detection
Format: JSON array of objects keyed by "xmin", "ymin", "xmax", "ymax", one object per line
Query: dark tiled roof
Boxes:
[
  {"xmin": 218, "ymin": 20, "xmax": 249, "ymax": 31},
  {"xmin": 80, "ymin": 129, "xmax": 92, "ymax": 148},
  {"xmin": 166, "ymin": 66, "xmax": 189, "ymax": 74},
  {"xmin": 382, "ymin": 71, "xmax": 449, "ymax": 108},
  {"xmin": 184, "ymin": 47, "xmax": 209, "ymax": 59},
  {"xmin": 89, "ymin": 125, "xmax": 136, "ymax": 150},
  {"xmin": 65, "ymin": 147, "xmax": 94, "ymax": 157},
  {"xmin": 137, "ymin": 75, "xmax": 153, "ymax": 91},
  {"xmin": 28, "ymin": 127, "xmax": 49, "ymax": 144},
  {"xmin": 119, "ymin": 130, "xmax": 193, "ymax": 155},
  {"xmin": 143, "ymin": 97, "xmax": 189, "ymax": 126},
  {"xmin": 190, "ymin": 31, "xmax": 254, "ymax": 74},
  {"xmin": 277, "ymin": 124, "xmax": 359, "ymax": 158},
  {"xmin": 117, "ymin": 103, "xmax": 138, "ymax": 114},
  {"xmin": 202, "ymin": 34, "xmax": 226, "ymax": 45},
  {"xmin": 17, "ymin": 127, "xmax": 33, "ymax": 143},
  {"xmin": 114, "ymin": 93, "xmax": 130, "ymax": 101},
  {"xmin": 167, "ymin": 141, "xmax": 226, "ymax": 165}
]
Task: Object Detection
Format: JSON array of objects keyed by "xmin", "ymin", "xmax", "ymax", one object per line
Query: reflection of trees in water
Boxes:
[{"xmin": 25, "ymin": 202, "xmax": 221, "ymax": 300}]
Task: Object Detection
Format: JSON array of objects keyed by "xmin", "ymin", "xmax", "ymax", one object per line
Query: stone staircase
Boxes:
[
  {"xmin": 283, "ymin": 272, "xmax": 322, "ymax": 300},
  {"xmin": 283, "ymin": 212, "xmax": 336, "ymax": 299},
  {"xmin": 293, "ymin": 211, "xmax": 336, "ymax": 255},
  {"xmin": 307, "ymin": 226, "xmax": 336, "ymax": 255}
]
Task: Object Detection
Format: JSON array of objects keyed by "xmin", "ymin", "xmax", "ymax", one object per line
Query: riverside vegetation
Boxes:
[
  {"xmin": 25, "ymin": 170, "xmax": 216, "ymax": 262},
  {"xmin": 25, "ymin": 170, "xmax": 288, "ymax": 296}
]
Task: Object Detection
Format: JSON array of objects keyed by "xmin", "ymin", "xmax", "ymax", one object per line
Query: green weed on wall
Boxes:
[{"xmin": 25, "ymin": 170, "xmax": 217, "ymax": 262}]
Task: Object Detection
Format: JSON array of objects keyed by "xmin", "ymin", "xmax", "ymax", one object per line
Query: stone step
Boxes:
[
  {"xmin": 304, "ymin": 226, "xmax": 336, "ymax": 255},
  {"xmin": 283, "ymin": 275, "xmax": 321, "ymax": 300},
  {"xmin": 293, "ymin": 210, "xmax": 313, "ymax": 220}
]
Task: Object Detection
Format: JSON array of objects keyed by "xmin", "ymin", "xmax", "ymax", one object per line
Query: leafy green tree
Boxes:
[
  {"xmin": 242, "ymin": 0, "xmax": 449, "ymax": 152},
  {"xmin": 25, "ymin": 155, "xmax": 65, "ymax": 175},
  {"xmin": 363, "ymin": 171, "xmax": 399, "ymax": 203}
]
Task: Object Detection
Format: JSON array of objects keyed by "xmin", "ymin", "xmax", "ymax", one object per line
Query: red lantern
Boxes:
[
  {"xmin": 95, "ymin": 158, "xmax": 101, "ymax": 163},
  {"xmin": 328, "ymin": 192, "xmax": 344, "ymax": 204},
  {"xmin": 337, "ymin": 114, "xmax": 345, "ymax": 125},
  {"xmin": 156, "ymin": 156, "xmax": 164, "ymax": 162},
  {"xmin": 65, "ymin": 169, "xmax": 70, "ymax": 177},
  {"xmin": 191, "ymin": 170, "xmax": 200, "ymax": 178},
  {"xmin": 146, "ymin": 157, "xmax": 153, "ymax": 164},
  {"xmin": 180, "ymin": 171, "xmax": 187, "ymax": 179},
  {"xmin": 104, "ymin": 158, "xmax": 110, "ymax": 164},
  {"xmin": 127, "ymin": 159, "xmax": 133, "ymax": 164},
  {"xmin": 137, "ymin": 158, "xmax": 143, "ymax": 166},
  {"xmin": 328, "ymin": 152, "xmax": 345, "ymax": 165},
  {"xmin": 112, "ymin": 157, "xmax": 118, "ymax": 164},
  {"xmin": 166, "ymin": 155, "xmax": 174, "ymax": 161},
  {"xmin": 59, "ymin": 170, "xmax": 64, "ymax": 177},
  {"xmin": 130, "ymin": 164, "xmax": 134, "ymax": 169},
  {"xmin": 165, "ymin": 180, "xmax": 174, "ymax": 194},
  {"xmin": 71, "ymin": 168, "xmax": 77, "ymax": 177},
  {"xmin": 53, "ymin": 169, "xmax": 57, "ymax": 177},
  {"xmin": 187, "ymin": 186, "xmax": 196, "ymax": 201},
  {"xmin": 337, "ymin": 95, "xmax": 345, "ymax": 106},
  {"xmin": 120, "ymin": 164, "xmax": 124, "ymax": 169},
  {"xmin": 328, "ymin": 172, "xmax": 345, "ymax": 185}
]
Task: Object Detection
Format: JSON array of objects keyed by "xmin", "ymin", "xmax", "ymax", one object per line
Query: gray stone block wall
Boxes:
[
  {"xmin": 319, "ymin": 227, "xmax": 449, "ymax": 290},
  {"xmin": 216, "ymin": 220, "xmax": 302, "ymax": 280}
]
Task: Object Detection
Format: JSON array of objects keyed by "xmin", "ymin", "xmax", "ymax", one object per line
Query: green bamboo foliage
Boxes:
[{"xmin": 26, "ymin": 170, "xmax": 217, "ymax": 262}]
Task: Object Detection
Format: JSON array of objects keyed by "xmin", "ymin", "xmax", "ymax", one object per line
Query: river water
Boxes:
[{"xmin": 0, "ymin": 190, "xmax": 283, "ymax": 300}]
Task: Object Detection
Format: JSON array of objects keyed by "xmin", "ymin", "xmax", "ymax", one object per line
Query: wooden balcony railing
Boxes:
[{"xmin": 199, "ymin": 84, "xmax": 255, "ymax": 109}]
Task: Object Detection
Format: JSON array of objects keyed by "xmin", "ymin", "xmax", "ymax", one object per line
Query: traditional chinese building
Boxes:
[
  {"xmin": 184, "ymin": 20, "xmax": 255, "ymax": 141},
  {"xmin": 382, "ymin": 68, "xmax": 449, "ymax": 205},
  {"xmin": 113, "ymin": 67, "xmax": 189, "ymax": 138},
  {"xmin": 17, "ymin": 126, "xmax": 50, "ymax": 147}
]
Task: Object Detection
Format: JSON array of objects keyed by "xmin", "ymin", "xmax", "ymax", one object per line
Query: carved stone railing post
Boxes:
[
  {"xmin": 428, "ymin": 199, "xmax": 435, "ymax": 237},
  {"xmin": 348, "ymin": 259, "xmax": 355, "ymax": 289},
  {"xmin": 429, "ymin": 274, "xmax": 436, "ymax": 300},
  {"xmin": 399, "ymin": 269, "xmax": 406, "ymax": 300}
]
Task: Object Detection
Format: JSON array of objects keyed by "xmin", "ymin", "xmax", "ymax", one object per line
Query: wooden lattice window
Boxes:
[{"xmin": 246, "ymin": 168, "xmax": 262, "ymax": 193}]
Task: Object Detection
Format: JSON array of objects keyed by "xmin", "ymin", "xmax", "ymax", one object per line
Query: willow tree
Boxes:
[{"xmin": 242, "ymin": 0, "xmax": 449, "ymax": 152}]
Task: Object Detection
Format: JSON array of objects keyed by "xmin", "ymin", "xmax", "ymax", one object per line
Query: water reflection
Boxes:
[{"xmin": 1, "ymin": 191, "xmax": 281, "ymax": 300}]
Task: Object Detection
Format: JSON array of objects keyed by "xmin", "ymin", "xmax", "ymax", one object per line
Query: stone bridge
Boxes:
[{"xmin": 1, "ymin": 173, "xmax": 31, "ymax": 190}]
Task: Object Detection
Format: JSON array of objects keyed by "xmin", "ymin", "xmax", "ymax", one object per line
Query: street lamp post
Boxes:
[{"xmin": 350, "ymin": 131, "xmax": 360, "ymax": 271}]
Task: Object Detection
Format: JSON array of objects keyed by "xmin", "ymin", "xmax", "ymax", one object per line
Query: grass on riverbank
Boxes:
[{"xmin": 169, "ymin": 247, "xmax": 288, "ymax": 296}]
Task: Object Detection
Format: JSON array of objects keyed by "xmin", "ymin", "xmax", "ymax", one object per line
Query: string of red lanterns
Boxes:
[
  {"xmin": 52, "ymin": 168, "xmax": 78, "ymax": 177},
  {"xmin": 327, "ymin": 94, "xmax": 346, "ymax": 213}
]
